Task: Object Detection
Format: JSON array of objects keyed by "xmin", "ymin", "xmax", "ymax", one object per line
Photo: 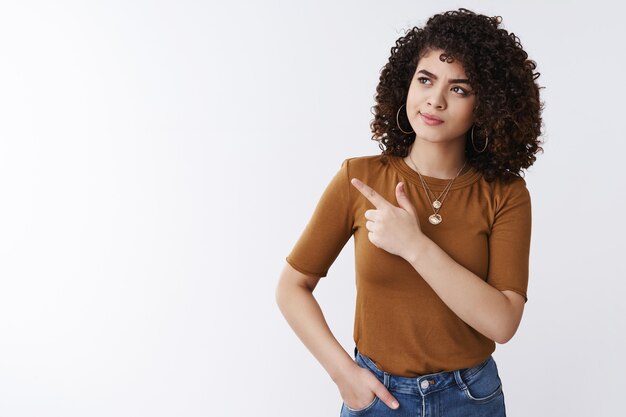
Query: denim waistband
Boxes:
[{"xmin": 353, "ymin": 347, "xmax": 493, "ymax": 397}]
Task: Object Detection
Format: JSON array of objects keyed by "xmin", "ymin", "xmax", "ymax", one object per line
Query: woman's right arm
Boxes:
[{"xmin": 275, "ymin": 262, "xmax": 400, "ymax": 411}]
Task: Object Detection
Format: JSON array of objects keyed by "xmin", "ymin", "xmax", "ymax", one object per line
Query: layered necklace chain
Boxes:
[{"xmin": 406, "ymin": 154, "xmax": 467, "ymax": 225}]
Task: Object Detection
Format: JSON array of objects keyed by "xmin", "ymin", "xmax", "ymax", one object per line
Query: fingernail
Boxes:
[{"xmin": 392, "ymin": 400, "xmax": 399, "ymax": 409}]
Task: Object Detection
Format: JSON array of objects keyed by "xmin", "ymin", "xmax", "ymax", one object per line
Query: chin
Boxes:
[
  {"xmin": 418, "ymin": 130, "xmax": 467, "ymax": 143},
  {"xmin": 416, "ymin": 132, "xmax": 446, "ymax": 142}
]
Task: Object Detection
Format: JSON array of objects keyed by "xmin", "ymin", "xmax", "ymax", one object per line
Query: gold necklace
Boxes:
[{"xmin": 407, "ymin": 155, "xmax": 467, "ymax": 225}]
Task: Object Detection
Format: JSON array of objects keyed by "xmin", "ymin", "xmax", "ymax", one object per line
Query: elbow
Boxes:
[
  {"xmin": 274, "ymin": 276, "xmax": 302, "ymax": 309},
  {"xmin": 494, "ymin": 334, "xmax": 512, "ymax": 345},
  {"xmin": 493, "ymin": 294, "xmax": 525, "ymax": 344},
  {"xmin": 493, "ymin": 326, "xmax": 518, "ymax": 345},
  {"xmin": 275, "ymin": 284, "xmax": 291, "ymax": 317},
  {"xmin": 275, "ymin": 281, "xmax": 287, "ymax": 307}
]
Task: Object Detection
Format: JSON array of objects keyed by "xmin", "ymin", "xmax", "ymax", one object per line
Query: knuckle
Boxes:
[
  {"xmin": 380, "ymin": 392, "xmax": 395, "ymax": 405},
  {"xmin": 375, "ymin": 388, "xmax": 389, "ymax": 400}
]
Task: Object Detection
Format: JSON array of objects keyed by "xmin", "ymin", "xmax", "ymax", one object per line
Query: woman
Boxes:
[{"xmin": 275, "ymin": 8, "xmax": 543, "ymax": 417}]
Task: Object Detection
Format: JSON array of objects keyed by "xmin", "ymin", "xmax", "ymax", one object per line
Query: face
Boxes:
[{"xmin": 405, "ymin": 48, "xmax": 476, "ymax": 145}]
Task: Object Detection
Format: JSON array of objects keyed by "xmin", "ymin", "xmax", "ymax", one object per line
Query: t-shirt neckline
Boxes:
[{"xmin": 388, "ymin": 154, "xmax": 482, "ymax": 191}]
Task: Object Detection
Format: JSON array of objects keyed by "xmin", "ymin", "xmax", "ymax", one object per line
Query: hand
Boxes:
[
  {"xmin": 335, "ymin": 362, "xmax": 400, "ymax": 411},
  {"xmin": 350, "ymin": 178, "xmax": 425, "ymax": 260}
]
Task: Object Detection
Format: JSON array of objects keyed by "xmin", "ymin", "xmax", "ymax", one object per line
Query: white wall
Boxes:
[{"xmin": 0, "ymin": 1, "xmax": 623, "ymax": 416}]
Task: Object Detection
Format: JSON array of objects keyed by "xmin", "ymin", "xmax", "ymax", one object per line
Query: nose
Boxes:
[{"xmin": 427, "ymin": 88, "xmax": 446, "ymax": 110}]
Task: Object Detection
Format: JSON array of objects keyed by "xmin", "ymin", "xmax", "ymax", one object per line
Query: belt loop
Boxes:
[
  {"xmin": 383, "ymin": 372, "xmax": 390, "ymax": 388},
  {"xmin": 453, "ymin": 369, "xmax": 467, "ymax": 390}
]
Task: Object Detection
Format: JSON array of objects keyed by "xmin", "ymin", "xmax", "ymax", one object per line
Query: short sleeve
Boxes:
[
  {"xmin": 285, "ymin": 159, "xmax": 355, "ymax": 277},
  {"xmin": 486, "ymin": 178, "xmax": 532, "ymax": 302}
]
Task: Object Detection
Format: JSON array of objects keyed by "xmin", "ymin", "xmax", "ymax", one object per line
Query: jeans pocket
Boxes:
[
  {"xmin": 344, "ymin": 395, "xmax": 380, "ymax": 414},
  {"xmin": 459, "ymin": 356, "xmax": 503, "ymax": 404},
  {"xmin": 342, "ymin": 353, "xmax": 384, "ymax": 414}
]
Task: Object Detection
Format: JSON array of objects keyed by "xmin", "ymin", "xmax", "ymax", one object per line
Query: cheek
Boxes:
[
  {"xmin": 405, "ymin": 86, "xmax": 416, "ymax": 103},
  {"xmin": 456, "ymin": 102, "xmax": 476, "ymax": 125},
  {"xmin": 406, "ymin": 91, "xmax": 424, "ymax": 113}
]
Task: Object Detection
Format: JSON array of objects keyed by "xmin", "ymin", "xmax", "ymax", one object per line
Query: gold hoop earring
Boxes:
[
  {"xmin": 471, "ymin": 125, "xmax": 488, "ymax": 153},
  {"xmin": 396, "ymin": 104, "xmax": 414, "ymax": 134}
]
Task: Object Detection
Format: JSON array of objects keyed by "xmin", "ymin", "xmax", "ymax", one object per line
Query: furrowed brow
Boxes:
[{"xmin": 417, "ymin": 69, "xmax": 470, "ymax": 84}]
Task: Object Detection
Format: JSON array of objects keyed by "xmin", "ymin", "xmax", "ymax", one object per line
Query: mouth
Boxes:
[{"xmin": 419, "ymin": 112, "xmax": 444, "ymax": 125}]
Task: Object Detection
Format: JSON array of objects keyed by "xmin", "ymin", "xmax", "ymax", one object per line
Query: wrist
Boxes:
[
  {"xmin": 404, "ymin": 233, "xmax": 432, "ymax": 267},
  {"xmin": 329, "ymin": 356, "xmax": 359, "ymax": 384}
]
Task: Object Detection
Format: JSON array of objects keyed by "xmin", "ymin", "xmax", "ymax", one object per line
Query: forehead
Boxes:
[{"xmin": 416, "ymin": 49, "xmax": 468, "ymax": 77}]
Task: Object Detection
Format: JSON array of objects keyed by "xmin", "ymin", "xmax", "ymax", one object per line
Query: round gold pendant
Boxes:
[
  {"xmin": 432, "ymin": 200, "xmax": 442, "ymax": 209},
  {"xmin": 429, "ymin": 214, "xmax": 442, "ymax": 225}
]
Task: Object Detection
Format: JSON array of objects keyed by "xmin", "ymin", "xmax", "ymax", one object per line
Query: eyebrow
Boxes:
[{"xmin": 417, "ymin": 69, "xmax": 471, "ymax": 84}]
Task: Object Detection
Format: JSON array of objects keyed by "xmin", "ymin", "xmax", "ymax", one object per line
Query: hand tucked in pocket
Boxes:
[{"xmin": 334, "ymin": 360, "xmax": 400, "ymax": 411}]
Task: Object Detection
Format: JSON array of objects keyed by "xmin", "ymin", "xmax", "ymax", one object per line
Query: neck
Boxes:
[{"xmin": 405, "ymin": 137, "xmax": 468, "ymax": 179}]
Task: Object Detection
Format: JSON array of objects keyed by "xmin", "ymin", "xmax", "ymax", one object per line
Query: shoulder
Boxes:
[
  {"xmin": 489, "ymin": 175, "xmax": 531, "ymax": 213},
  {"xmin": 498, "ymin": 175, "xmax": 530, "ymax": 197},
  {"xmin": 342, "ymin": 154, "xmax": 394, "ymax": 174}
]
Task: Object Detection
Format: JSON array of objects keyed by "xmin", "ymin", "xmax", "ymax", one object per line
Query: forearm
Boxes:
[
  {"xmin": 406, "ymin": 237, "xmax": 516, "ymax": 344},
  {"xmin": 275, "ymin": 283, "xmax": 355, "ymax": 382}
]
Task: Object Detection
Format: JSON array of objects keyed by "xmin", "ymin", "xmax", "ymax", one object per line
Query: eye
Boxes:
[
  {"xmin": 417, "ymin": 77, "xmax": 431, "ymax": 85},
  {"xmin": 451, "ymin": 86, "xmax": 470, "ymax": 96}
]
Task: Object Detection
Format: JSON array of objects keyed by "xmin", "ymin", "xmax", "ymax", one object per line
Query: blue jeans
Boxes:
[{"xmin": 340, "ymin": 347, "xmax": 506, "ymax": 417}]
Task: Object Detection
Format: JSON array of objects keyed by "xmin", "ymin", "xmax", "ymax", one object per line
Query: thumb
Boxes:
[
  {"xmin": 395, "ymin": 182, "xmax": 415, "ymax": 214},
  {"xmin": 373, "ymin": 383, "xmax": 400, "ymax": 410}
]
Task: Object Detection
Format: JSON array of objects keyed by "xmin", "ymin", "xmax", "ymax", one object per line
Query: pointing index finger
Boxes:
[{"xmin": 350, "ymin": 178, "xmax": 390, "ymax": 209}]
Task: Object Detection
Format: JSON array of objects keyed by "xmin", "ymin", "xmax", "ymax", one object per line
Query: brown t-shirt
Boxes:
[{"xmin": 285, "ymin": 154, "xmax": 532, "ymax": 377}]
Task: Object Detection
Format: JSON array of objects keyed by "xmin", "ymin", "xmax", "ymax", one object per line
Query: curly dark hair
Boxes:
[{"xmin": 371, "ymin": 8, "xmax": 544, "ymax": 183}]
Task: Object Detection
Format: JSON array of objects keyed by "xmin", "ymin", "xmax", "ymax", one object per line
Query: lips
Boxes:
[{"xmin": 419, "ymin": 112, "xmax": 444, "ymax": 125}]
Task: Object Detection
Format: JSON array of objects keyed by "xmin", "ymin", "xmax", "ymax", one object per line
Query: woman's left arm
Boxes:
[
  {"xmin": 405, "ymin": 237, "xmax": 525, "ymax": 344},
  {"xmin": 350, "ymin": 177, "xmax": 531, "ymax": 345}
]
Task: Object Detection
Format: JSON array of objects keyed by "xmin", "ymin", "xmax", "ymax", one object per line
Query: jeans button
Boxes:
[{"xmin": 420, "ymin": 379, "xmax": 429, "ymax": 390}]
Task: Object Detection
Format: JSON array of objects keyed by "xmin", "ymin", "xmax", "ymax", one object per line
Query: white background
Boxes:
[{"xmin": 0, "ymin": 1, "xmax": 624, "ymax": 416}]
